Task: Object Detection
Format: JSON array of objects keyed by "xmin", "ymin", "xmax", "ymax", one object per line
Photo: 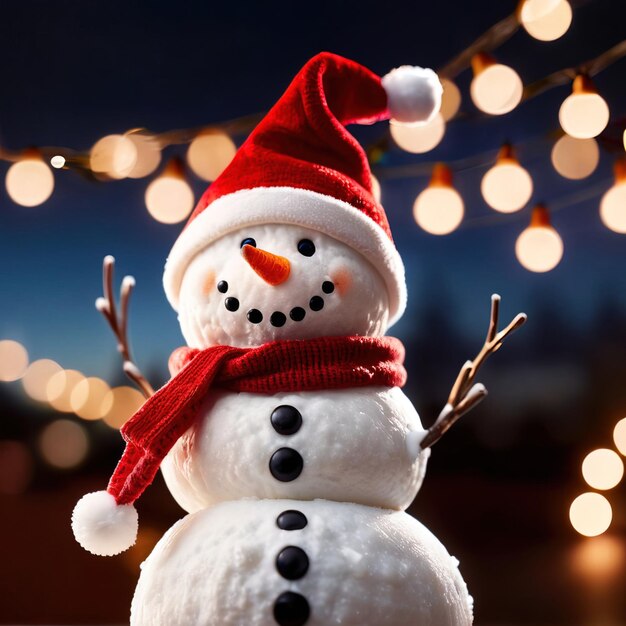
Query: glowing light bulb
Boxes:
[
  {"xmin": 582, "ymin": 448, "xmax": 624, "ymax": 490},
  {"xmin": 0, "ymin": 340, "xmax": 29, "ymax": 382},
  {"xmin": 22, "ymin": 359, "xmax": 62, "ymax": 402},
  {"xmin": 613, "ymin": 418, "xmax": 626, "ymax": 456},
  {"xmin": 515, "ymin": 205, "xmax": 563, "ymax": 272},
  {"xmin": 39, "ymin": 419, "xmax": 89, "ymax": 469},
  {"xmin": 390, "ymin": 114, "xmax": 446, "ymax": 154},
  {"xmin": 50, "ymin": 155, "xmax": 66, "ymax": 169},
  {"xmin": 569, "ymin": 492, "xmax": 612, "ymax": 537},
  {"xmin": 439, "ymin": 78, "xmax": 462, "ymax": 121},
  {"xmin": 145, "ymin": 158, "xmax": 195, "ymax": 224},
  {"xmin": 187, "ymin": 131, "xmax": 237, "ymax": 182},
  {"xmin": 125, "ymin": 132, "xmax": 162, "ymax": 179},
  {"xmin": 481, "ymin": 143, "xmax": 533, "ymax": 213},
  {"xmin": 559, "ymin": 75, "xmax": 609, "ymax": 139},
  {"xmin": 600, "ymin": 160, "xmax": 626, "ymax": 234},
  {"xmin": 519, "ymin": 0, "xmax": 572, "ymax": 41},
  {"xmin": 551, "ymin": 135, "xmax": 599, "ymax": 180},
  {"xmin": 5, "ymin": 155, "xmax": 55, "ymax": 207},
  {"xmin": 470, "ymin": 53, "xmax": 523, "ymax": 115},
  {"xmin": 90, "ymin": 134, "xmax": 138, "ymax": 179},
  {"xmin": 414, "ymin": 164, "xmax": 464, "ymax": 235}
]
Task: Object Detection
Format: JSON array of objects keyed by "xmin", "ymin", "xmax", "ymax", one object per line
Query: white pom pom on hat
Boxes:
[
  {"xmin": 382, "ymin": 65, "xmax": 443, "ymax": 124},
  {"xmin": 72, "ymin": 490, "xmax": 138, "ymax": 556}
]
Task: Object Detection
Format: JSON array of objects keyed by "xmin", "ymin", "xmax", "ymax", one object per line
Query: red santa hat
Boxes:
[
  {"xmin": 163, "ymin": 51, "xmax": 442, "ymax": 325},
  {"xmin": 71, "ymin": 53, "xmax": 442, "ymax": 558}
]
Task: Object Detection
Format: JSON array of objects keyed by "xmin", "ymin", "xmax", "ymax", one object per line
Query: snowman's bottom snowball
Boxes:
[{"xmin": 131, "ymin": 499, "xmax": 473, "ymax": 626}]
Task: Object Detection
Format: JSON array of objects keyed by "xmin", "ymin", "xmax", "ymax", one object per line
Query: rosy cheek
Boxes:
[
  {"xmin": 201, "ymin": 270, "xmax": 216, "ymax": 296},
  {"xmin": 330, "ymin": 267, "xmax": 352, "ymax": 297}
]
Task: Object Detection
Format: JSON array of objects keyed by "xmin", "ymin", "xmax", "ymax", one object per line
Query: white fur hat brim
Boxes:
[{"xmin": 163, "ymin": 186, "xmax": 407, "ymax": 326}]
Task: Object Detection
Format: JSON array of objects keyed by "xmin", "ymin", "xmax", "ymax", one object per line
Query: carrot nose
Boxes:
[{"xmin": 241, "ymin": 245, "xmax": 291, "ymax": 286}]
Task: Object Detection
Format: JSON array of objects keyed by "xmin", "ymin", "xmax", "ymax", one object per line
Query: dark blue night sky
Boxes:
[
  {"xmin": 0, "ymin": 0, "xmax": 625, "ymax": 383},
  {"xmin": 2, "ymin": 3, "xmax": 626, "ymax": 623}
]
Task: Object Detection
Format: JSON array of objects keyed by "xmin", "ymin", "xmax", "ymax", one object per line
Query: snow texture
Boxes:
[
  {"xmin": 161, "ymin": 386, "xmax": 430, "ymax": 513},
  {"xmin": 131, "ymin": 499, "xmax": 473, "ymax": 626}
]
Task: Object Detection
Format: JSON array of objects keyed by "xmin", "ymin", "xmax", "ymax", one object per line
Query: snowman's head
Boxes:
[{"xmin": 177, "ymin": 223, "xmax": 390, "ymax": 348}]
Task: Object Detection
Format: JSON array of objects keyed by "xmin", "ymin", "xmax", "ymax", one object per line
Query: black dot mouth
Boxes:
[
  {"xmin": 247, "ymin": 308, "xmax": 263, "ymax": 324},
  {"xmin": 270, "ymin": 311, "xmax": 287, "ymax": 327},
  {"xmin": 221, "ymin": 280, "xmax": 334, "ymax": 327},
  {"xmin": 289, "ymin": 307, "xmax": 306, "ymax": 322}
]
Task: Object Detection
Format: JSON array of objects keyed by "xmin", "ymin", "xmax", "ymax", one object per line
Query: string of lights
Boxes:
[{"xmin": 0, "ymin": 0, "xmax": 625, "ymax": 279}]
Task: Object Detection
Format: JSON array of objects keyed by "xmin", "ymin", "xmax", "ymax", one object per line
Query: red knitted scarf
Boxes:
[{"xmin": 107, "ymin": 335, "xmax": 406, "ymax": 505}]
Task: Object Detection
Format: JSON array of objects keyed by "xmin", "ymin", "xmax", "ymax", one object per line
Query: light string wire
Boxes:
[{"xmin": 0, "ymin": 23, "xmax": 623, "ymax": 178}]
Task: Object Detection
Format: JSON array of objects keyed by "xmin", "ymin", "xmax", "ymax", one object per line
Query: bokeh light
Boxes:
[
  {"xmin": 187, "ymin": 131, "xmax": 237, "ymax": 182},
  {"xmin": 569, "ymin": 492, "xmax": 612, "ymax": 537},
  {"xmin": 145, "ymin": 159, "xmax": 195, "ymax": 224},
  {"xmin": 519, "ymin": 0, "xmax": 572, "ymax": 41},
  {"xmin": 581, "ymin": 448, "xmax": 624, "ymax": 490},
  {"xmin": 46, "ymin": 369, "xmax": 86, "ymax": 413},
  {"xmin": 613, "ymin": 418, "xmax": 626, "ymax": 456},
  {"xmin": 123, "ymin": 526, "xmax": 162, "ymax": 573},
  {"xmin": 125, "ymin": 132, "xmax": 162, "ymax": 179},
  {"xmin": 22, "ymin": 359, "xmax": 63, "ymax": 402},
  {"xmin": 71, "ymin": 377, "xmax": 111, "ymax": 420},
  {"xmin": 571, "ymin": 535, "xmax": 625, "ymax": 581},
  {"xmin": 0, "ymin": 441, "xmax": 34, "ymax": 495},
  {"xmin": 439, "ymin": 78, "xmax": 462, "ymax": 121},
  {"xmin": 413, "ymin": 164, "xmax": 464, "ymax": 235},
  {"xmin": 50, "ymin": 155, "xmax": 66, "ymax": 169},
  {"xmin": 0, "ymin": 340, "xmax": 29, "ymax": 382},
  {"xmin": 101, "ymin": 386, "xmax": 146, "ymax": 429},
  {"xmin": 39, "ymin": 419, "xmax": 89, "ymax": 469},
  {"xmin": 5, "ymin": 157, "xmax": 55, "ymax": 207},
  {"xmin": 600, "ymin": 182, "xmax": 626, "ymax": 234},
  {"xmin": 516, "ymin": 227, "xmax": 563, "ymax": 272},
  {"xmin": 389, "ymin": 114, "xmax": 446, "ymax": 154},
  {"xmin": 470, "ymin": 54, "xmax": 523, "ymax": 115},
  {"xmin": 551, "ymin": 135, "xmax": 599, "ymax": 180},
  {"xmin": 515, "ymin": 205, "xmax": 563, "ymax": 272},
  {"xmin": 481, "ymin": 145, "xmax": 533, "ymax": 213},
  {"xmin": 559, "ymin": 76, "xmax": 609, "ymax": 139},
  {"xmin": 90, "ymin": 134, "xmax": 138, "ymax": 179}
]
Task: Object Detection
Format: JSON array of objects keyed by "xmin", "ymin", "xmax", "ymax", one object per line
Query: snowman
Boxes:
[{"xmin": 71, "ymin": 53, "xmax": 525, "ymax": 625}]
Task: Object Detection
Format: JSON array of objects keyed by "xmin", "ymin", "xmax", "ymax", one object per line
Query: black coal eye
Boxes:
[
  {"xmin": 297, "ymin": 239, "xmax": 315, "ymax": 257},
  {"xmin": 240, "ymin": 237, "xmax": 257, "ymax": 248}
]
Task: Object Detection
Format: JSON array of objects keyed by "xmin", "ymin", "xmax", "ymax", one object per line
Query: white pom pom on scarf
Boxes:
[{"xmin": 72, "ymin": 490, "xmax": 138, "ymax": 557}]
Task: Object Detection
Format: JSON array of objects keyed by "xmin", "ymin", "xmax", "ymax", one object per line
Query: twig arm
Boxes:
[
  {"xmin": 96, "ymin": 256, "xmax": 155, "ymax": 398},
  {"xmin": 420, "ymin": 294, "xmax": 526, "ymax": 450}
]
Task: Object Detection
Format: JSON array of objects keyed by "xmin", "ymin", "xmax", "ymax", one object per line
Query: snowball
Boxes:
[
  {"xmin": 382, "ymin": 66, "xmax": 443, "ymax": 124},
  {"xmin": 72, "ymin": 490, "xmax": 138, "ymax": 556}
]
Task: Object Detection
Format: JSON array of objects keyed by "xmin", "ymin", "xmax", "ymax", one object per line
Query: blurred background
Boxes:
[{"xmin": 1, "ymin": 0, "xmax": 626, "ymax": 624}]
